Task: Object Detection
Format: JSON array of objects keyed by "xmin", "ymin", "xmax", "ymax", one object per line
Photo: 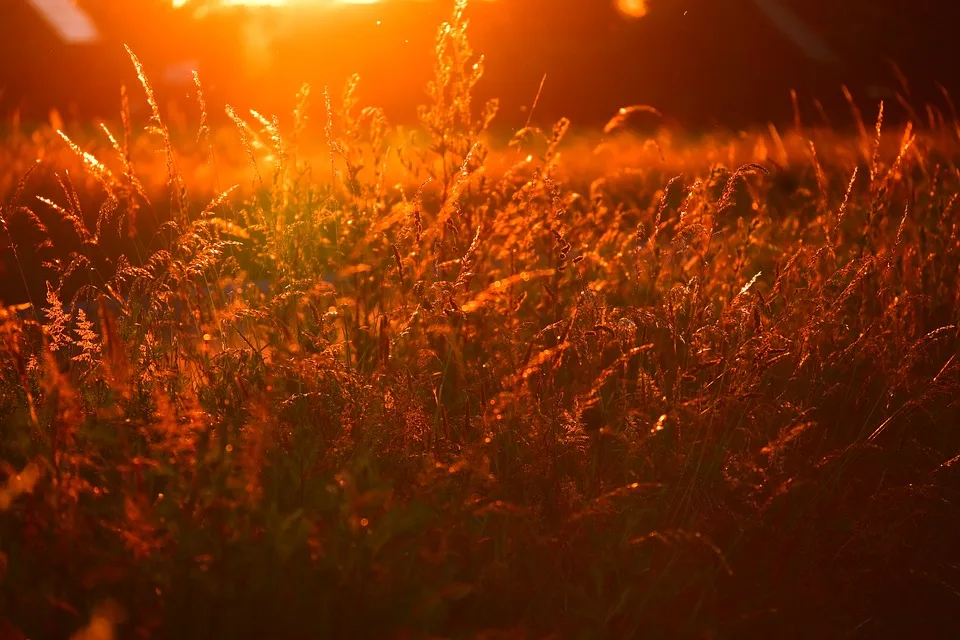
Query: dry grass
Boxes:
[{"xmin": 2, "ymin": 2, "xmax": 960, "ymax": 638}]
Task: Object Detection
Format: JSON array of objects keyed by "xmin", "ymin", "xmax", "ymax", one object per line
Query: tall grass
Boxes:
[{"xmin": 2, "ymin": 2, "xmax": 960, "ymax": 638}]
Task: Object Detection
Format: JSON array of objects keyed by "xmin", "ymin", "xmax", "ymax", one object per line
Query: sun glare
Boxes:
[
  {"xmin": 221, "ymin": 0, "xmax": 296, "ymax": 5},
  {"xmin": 222, "ymin": 0, "xmax": 294, "ymax": 4},
  {"xmin": 616, "ymin": 0, "xmax": 648, "ymax": 19},
  {"xmin": 173, "ymin": 0, "xmax": 384, "ymax": 6}
]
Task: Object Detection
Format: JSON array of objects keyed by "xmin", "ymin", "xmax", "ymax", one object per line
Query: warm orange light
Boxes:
[
  {"xmin": 222, "ymin": 0, "xmax": 292, "ymax": 4},
  {"xmin": 616, "ymin": 0, "xmax": 648, "ymax": 19},
  {"xmin": 167, "ymin": 0, "xmax": 505, "ymax": 9},
  {"xmin": 173, "ymin": 0, "xmax": 384, "ymax": 6}
]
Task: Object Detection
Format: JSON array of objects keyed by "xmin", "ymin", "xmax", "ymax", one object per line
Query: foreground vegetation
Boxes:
[{"xmin": 2, "ymin": 3, "xmax": 960, "ymax": 638}]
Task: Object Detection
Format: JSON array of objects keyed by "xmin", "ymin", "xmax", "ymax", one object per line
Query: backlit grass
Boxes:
[{"xmin": 1, "ymin": 2, "xmax": 960, "ymax": 638}]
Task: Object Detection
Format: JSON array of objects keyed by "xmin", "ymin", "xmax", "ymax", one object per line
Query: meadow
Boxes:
[{"xmin": 2, "ymin": 2, "xmax": 960, "ymax": 638}]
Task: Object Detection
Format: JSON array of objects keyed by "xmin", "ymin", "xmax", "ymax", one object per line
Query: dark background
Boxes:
[{"xmin": 1, "ymin": 0, "xmax": 958, "ymax": 130}]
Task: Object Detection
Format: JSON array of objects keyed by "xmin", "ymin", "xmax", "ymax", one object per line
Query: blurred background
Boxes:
[{"xmin": 1, "ymin": 0, "xmax": 957, "ymax": 131}]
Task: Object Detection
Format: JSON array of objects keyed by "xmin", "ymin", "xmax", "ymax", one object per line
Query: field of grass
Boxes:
[{"xmin": 2, "ymin": 3, "xmax": 960, "ymax": 638}]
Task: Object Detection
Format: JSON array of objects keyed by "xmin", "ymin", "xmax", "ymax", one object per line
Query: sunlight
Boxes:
[
  {"xmin": 169, "ymin": 0, "xmax": 497, "ymax": 9},
  {"xmin": 616, "ymin": 0, "xmax": 648, "ymax": 19},
  {"xmin": 3, "ymin": 1, "xmax": 958, "ymax": 636},
  {"xmin": 172, "ymin": 0, "xmax": 385, "ymax": 6},
  {"xmin": 221, "ymin": 0, "xmax": 296, "ymax": 5}
]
